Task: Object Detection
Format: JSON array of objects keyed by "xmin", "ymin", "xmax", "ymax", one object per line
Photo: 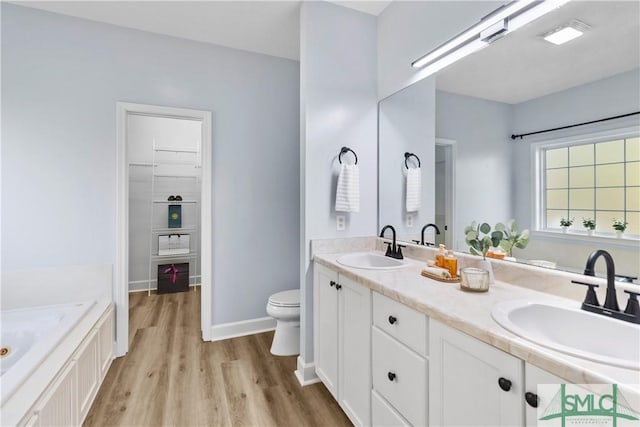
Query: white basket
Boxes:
[{"xmin": 158, "ymin": 234, "xmax": 190, "ymax": 255}]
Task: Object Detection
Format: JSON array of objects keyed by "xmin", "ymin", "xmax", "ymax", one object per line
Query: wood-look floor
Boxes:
[{"xmin": 84, "ymin": 288, "xmax": 351, "ymax": 427}]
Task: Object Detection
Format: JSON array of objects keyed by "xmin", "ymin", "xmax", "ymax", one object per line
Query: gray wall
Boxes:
[
  {"xmin": 1, "ymin": 4, "xmax": 300, "ymax": 325},
  {"xmin": 435, "ymin": 90, "xmax": 513, "ymax": 251},
  {"xmin": 379, "ymin": 77, "xmax": 436, "ymax": 242},
  {"xmin": 300, "ymin": 1, "xmax": 377, "ymax": 366}
]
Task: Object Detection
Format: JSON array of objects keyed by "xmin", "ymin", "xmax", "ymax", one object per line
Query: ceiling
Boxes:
[
  {"xmin": 13, "ymin": 1, "xmax": 391, "ymax": 61},
  {"xmin": 435, "ymin": 1, "xmax": 640, "ymax": 104}
]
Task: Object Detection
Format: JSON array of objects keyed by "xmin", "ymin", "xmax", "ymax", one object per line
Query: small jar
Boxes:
[{"xmin": 460, "ymin": 267, "xmax": 490, "ymax": 292}]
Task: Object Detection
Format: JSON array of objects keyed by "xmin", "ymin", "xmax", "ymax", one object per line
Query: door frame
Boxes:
[
  {"xmin": 435, "ymin": 138, "xmax": 456, "ymax": 250},
  {"xmin": 115, "ymin": 102, "xmax": 212, "ymax": 356}
]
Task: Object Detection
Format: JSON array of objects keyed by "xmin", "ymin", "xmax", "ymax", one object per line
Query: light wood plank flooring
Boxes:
[{"xmin": 84, "ymin": 288, "xmax": 351, "ymax": 427}]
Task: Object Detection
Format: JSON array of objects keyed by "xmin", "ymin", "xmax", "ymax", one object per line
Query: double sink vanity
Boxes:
[{"xmin": 312, "ymin": 237, "xmax": 640, "ymax": 426}]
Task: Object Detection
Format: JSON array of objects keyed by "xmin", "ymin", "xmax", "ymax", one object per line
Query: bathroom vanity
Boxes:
[{"xmin": 313, "ymin": 248, "xmax": 640, "ymax": 427}]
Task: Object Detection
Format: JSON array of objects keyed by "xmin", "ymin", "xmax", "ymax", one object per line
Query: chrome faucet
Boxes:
[
  {"xmin": 572, "ymin": 249, "xmax": 640, "ymax": 324},
  {"xmin": 380, "ymin": 225, "xmax": 404, "ymax": 260},
  {"xmin": 420, "ymin": 223, "xmax": 441, "ymax": 246}
]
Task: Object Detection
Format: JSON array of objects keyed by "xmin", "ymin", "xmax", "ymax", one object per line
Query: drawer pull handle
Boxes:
[
  {"xmin": 388, "ymin": 315, "xmax": 397, "ymax": 325},
  {"xmin": 498, "ymin": 377, "xmax": 512, "ymax": 392},
  {"xmin": 387, "ymin": 372, "xmax": 396, "ymax": 381},
  {"xmin": 525, "ymin": 392, "xmax": 539, "ymax": 408},
  {"xmin": 329, "ymin": 281, "xmax": 335, "ymax": 287},
  {"xmin": 335, "ymin": 284, "xmax": 342, "ymax": 290}
]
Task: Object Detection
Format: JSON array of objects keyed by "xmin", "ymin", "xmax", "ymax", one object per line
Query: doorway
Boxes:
[
  {"xmin": 116, "ymin": 103, "xmax": 212, "ymax": 357},
  {"xmin": 435, "ymin": 139, "xmax": 456, "ymax": 249}
]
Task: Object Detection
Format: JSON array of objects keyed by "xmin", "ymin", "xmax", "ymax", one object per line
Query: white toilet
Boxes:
[{"xmin": 266, "ymin": 289, "xmax": 300, "ymax": 356}]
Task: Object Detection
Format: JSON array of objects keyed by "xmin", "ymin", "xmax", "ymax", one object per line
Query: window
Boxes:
[{"xmin": 540, "ymin": 134, "xmax": 639, "ymax": 236}]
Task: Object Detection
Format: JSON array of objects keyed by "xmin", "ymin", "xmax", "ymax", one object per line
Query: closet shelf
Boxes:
[
  {"xmin": 151, "ymin": 252, "xmax": 198, "ymax": 260},
  {"xmin": 152, "ymin": 200, "xmax": 198, "ymax": 204},
  {"xmin": 153, "ymin": 174, "xmax": 200, "ymax": 179},
  {"xmin": 151, "ymin": 226, "xmax": 197, "ymax": 233},
  {"xmin": 153, "ymin": 147, "xmax": 199, "ymax": 154}
]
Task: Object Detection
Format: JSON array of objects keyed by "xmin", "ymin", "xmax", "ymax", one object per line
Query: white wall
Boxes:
[
  {"xmin": 379, "ymin": 77, "xmax": 436, "ymax": 242},
  {"xmin": 300, "ymin": 1, "xmax": 377, "ymax": 371},
  {"xmin": 435, "ymin": 90, "xmax": 513, "ymax": 251},
  {"xmin": 377, "ymin": 1, "xmax": 500, "ymax": 100},
  {"xmin": 1, "ymin": 4, "xmax": 300, "ymax": 326}
]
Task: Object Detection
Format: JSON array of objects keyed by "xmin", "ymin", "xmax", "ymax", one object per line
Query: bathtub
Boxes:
[{"xmin": 0, "ymin": 301, "xmax": 95, "ymax": 405}]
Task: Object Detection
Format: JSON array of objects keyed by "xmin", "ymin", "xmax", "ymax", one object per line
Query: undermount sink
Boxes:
[
  {"xmin": 492, "ymin": 300, "xmax": 640, "ymax": 370},
  {"xmin": 336, "ymin": 252, "xmax": 409, "ymax": 270}
]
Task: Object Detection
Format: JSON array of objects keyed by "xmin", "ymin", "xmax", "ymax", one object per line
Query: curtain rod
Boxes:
[{"xmin": 511, "ymin": 111, "xmax": 640, "ymax": 140}]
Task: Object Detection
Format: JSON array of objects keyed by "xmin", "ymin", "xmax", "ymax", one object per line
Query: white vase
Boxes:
[
  {"xmin": 478, "ymin": 259, "xmax": 494, "ymax": 285},
  {"xmin": 586, "ymin": 229, "xmax": 593, "ymax": 236},
  {"xmin": 561, "ymin": 226, "xmax": 568, "ymax": 233},
  {"xmin": 616, "ymin": 230, "xmax": 624, "ymax": 238}
]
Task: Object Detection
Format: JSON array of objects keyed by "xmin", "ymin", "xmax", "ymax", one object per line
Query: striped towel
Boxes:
[
  {"xmin": 406, "ymin": 167, "xmax": 421, "ymax": 212},
  {"xmin": 335, "ymin": 163, "xmax": 360, "ymax": 213}
]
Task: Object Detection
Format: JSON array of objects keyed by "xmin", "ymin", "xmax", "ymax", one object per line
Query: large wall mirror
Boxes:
[{"xmin": 378, "ymin": 1, "xmax": 640, "ymax": 278}]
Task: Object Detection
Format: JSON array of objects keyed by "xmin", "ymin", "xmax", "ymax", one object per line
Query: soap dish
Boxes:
[{"xmin": 421, "ymin": 270, "xmax": 461, "ymax": 283}]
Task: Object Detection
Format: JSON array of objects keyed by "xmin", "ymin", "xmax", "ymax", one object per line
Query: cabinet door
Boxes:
[
  {"xmin": 75, "ymin": 330, "xmax": 99, "ymax": 424},
  {"xmin": 36, "ymin": 362, "xmax": 77, "ymax": 427},
  {"xmin": 430, "ymin": 320, "xmax": 524, "ymax": 427},
  {"xmin": 525, "ymin": 363, "xmax": 564, "ymax": 426},
  {"xmin": 313, "ymin": 263, "xmax": 339, "ymax": 398},
  {"xmin": 339, "ymin": 275, "xmax": 372, "ymax": 426},
  {"xmin": 97, "ymin": 306, "xmax": 115, "ymax": 381}
]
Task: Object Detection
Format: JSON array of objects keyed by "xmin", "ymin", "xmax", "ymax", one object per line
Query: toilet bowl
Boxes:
[{"xmin": 266, "ymin": 289, "xmax": 300, "ymax": 356}]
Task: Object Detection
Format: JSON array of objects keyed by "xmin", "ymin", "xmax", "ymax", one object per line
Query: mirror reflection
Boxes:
[{"xmin": 378, "ymin": 1, "xmax": 640, "ymax": 278}]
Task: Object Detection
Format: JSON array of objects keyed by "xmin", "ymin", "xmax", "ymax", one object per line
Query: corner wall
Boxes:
[{"xmin": 299, "ymin": 1, "xmax": 377, "ymax": 375}]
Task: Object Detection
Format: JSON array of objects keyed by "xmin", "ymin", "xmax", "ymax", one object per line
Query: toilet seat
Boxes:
[{"xmin": 268, "ymin": 289, "xmax": 300, "ymax": 307}]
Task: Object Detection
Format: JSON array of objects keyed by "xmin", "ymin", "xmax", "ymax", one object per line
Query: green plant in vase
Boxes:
[
  {"xmin": 582, "ymin": 218, "xmax": 596, "ymax": 235},
  {"xmin": 495, "ymin": 219, "xmax": 530, "ymax": 257},
  {"xmin": 464, "ymin": 221, "xmax": 504, "ymax": 260},
  {"xmin": 559, "ymin": 217, "xmax": 574, "ymax": 232},
  {"xmin": 612, "ymin": 219, "xmax": 628, "ymax": 237}
]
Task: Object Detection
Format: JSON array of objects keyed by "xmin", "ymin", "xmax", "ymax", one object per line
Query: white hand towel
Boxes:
[
  {"xmin": 406, "ymin": 167, "xmax": 421, "ymax": 212},
  {"xmin": 335, "ymin": 163, "xmax": 360, "ymax": 213}
]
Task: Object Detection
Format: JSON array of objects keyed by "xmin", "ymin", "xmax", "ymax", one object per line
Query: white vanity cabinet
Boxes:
[
  {"xmin": 524, "ymin": 363, "xmax": 564, "ymax": 426},
  {"xmin": 314, "ymin": 262, "xmax": 372, "ymax": 426},
  {"xmin": 430, "ymin": 320, "xmax": 524, "ymax": 426},
  {"xmin": 371, "ymin": 292, "xmax": 428, "ymax": 427}
]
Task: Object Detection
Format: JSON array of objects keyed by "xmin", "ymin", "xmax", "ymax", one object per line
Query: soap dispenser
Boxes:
[
  {"xmin": 435, "ymin": 244, "xmax": 446, "ymax": 267},
  {"xmin": 444, "ymin": 250, "xmax": 458, "ymax": 278}
]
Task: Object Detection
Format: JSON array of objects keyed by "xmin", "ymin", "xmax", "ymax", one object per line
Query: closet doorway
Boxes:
[
  {"xmin": 435, "ymin": 139, "xmax": 456, "ymax": 249},
  {"xmin": 116, "ymin": 103, "xmax": 212, "ymax": 357}
]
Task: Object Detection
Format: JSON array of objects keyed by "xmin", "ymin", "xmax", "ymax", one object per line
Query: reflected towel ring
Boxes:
[
  {"xmin": 338, "ymin": 147, "xmax": 358, "ymax": 165},
  {"xmin": 404, "ymin": 152, "xmax": 421, "ymax": 169}
]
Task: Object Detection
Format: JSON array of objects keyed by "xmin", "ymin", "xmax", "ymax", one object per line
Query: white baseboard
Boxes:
[
  {"xmin": 294, "ymin": 355, "xmax": 320, "ymax": 386},
  {"xmin": 209, "ymin": 316, "xmax": 276, "ymax": 341}
]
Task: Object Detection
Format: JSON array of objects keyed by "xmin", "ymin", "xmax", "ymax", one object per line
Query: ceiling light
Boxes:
[
  {"xmin": 411, "ymin": 0, "xmax": 571, "ymax": 70},
  {"xmin": 542, "ymin": 20, "xmax": 590, "ymax": 45}
]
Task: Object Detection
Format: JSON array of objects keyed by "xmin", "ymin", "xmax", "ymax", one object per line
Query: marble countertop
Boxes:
[{"xmin": 314, "ymin": 251, "xmax": 640, "ymax": 402}]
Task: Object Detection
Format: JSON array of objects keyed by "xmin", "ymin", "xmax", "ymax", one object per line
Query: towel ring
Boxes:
[
  {"xmin": 339, "ymin": 147, "xmax": 358, "ymax": 165},
  {"xmin": 404, "ymin": 152, "xmax": 421, "ymax": 169}
]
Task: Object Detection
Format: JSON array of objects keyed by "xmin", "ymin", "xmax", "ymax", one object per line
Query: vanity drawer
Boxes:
[
  {"xmin": 373, "ymin": 291, "xmax": 428, "ymax": 356},
  {"xmin": 372, "ymin": 326, "xmax": 427, "ymax": 427},
  {"xmin": 372, "ymin": 389, "xmax": 411, "ymax": 427}
]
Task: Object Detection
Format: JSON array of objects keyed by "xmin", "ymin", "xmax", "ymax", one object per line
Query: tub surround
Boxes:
[
  {"xmin": 311, "ymin": 237, "xmax": 640, "ymax": 407},
  {"xmin": 1, "ymin": 301, "xmax": 113, "ymax": 426}
]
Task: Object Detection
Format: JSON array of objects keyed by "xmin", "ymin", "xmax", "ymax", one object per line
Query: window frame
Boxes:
[{"xmin": 531, "ymin": 125, "xmax": 640, "ymax": 242}]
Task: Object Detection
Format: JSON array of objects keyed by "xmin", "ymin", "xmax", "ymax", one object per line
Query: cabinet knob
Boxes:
[
  {"xmin": 335, "ymin": 284, "xmax": 342, "ymax": 290},
  {"xmin": 388, "ymin": 315, "xmax": 397, "ymax": 325},
  {"xmin": 498, "ymin": 377, "xmax": 512, "ymax": 392},
  {"xmin": 387, "ymin": 372, "xmax": 396, "ymax": 381},
  {"xmin": 525, "ymin": 392, "xmax": 539, "ymax": 408},
  {"xmin": 329, "ymin": 280, "xmax": 335, "ymax": 287}
]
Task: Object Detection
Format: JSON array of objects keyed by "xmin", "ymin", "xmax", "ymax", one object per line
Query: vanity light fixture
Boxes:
[
  {"xmin": 411, "ymin": 0, "xmax": 571, "ymax": 71},
  {"xmin": 542, "ymin": 20, "xmax": 590, "ymax": 45}
]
